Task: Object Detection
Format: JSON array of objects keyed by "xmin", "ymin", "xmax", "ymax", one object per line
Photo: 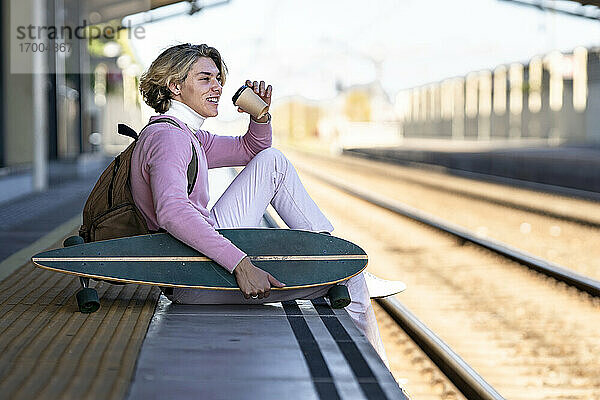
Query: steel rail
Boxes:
[
  {"xmin": 289, "ymin": 148, "xmax": 600, "ymax": 228},
  {"xmin": 344, "ymin": 148, "xmax": 600, "ymax": 203},
  {"xmin": 378, "ymin": 297, "xmax": 505, "ymax": 400},
  {"xmin": 300, "ymin": 168, "xmax": 600, "ymax": 298},
  {"xmin": 345, "ymin": 154, "xmax": 600, "ymax": 229}
]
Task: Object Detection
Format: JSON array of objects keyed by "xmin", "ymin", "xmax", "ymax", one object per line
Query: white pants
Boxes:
[{"xmin": 165, "ymin": 148, "xmax": 388, "ymax": 364}]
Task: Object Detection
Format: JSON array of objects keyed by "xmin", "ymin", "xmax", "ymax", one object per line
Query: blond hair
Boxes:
[{"xmin": 139, "ymin": 43, "xmax": 228, "ymax": 113}]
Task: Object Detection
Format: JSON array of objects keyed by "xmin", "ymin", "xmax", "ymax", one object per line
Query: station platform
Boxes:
[
  {"xmin": 0, "ymin": 164, "xmax": 404, "ymax": 399},
  {"xmin": 127, "ymin": 298, "xmax": 400, "ymax": 400},
  {"xmin": 344, "ymin": 141, "xmax": 600, "ymax": 197}
]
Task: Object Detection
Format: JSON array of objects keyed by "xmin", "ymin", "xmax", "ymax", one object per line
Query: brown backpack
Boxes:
[{"xmin": 79, "ymin": 117, "xmax": 198, "ymax": 242}]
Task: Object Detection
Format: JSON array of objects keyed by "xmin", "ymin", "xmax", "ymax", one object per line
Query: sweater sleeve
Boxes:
[
  {"xmin": 145, "ymin": 128, "xmax": 246, "ymax": 272},
  {"xmin": 198, "ymin": 119, "xmax": 272, "ymax": 169}
]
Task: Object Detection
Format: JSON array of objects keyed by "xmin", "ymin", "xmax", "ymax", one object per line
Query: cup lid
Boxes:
[{"xmin": 232, "ymin": 85, "xmax": 249, "ymax": 104}]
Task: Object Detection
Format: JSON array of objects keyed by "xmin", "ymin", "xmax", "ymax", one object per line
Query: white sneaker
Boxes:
[{"xmin": 364, "ymin": 271, "xmax": 407, "ymax": 299}]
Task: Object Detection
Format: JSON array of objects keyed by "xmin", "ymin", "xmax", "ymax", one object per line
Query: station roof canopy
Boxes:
[
  {"xmin": 85, "ymin": 0, "xmax": 229, "ymax": 25},
  {"xmin": 88, "ymin": 0, "xmax": 600, "ymax": 25},
  {"xmin": 498, "ymin": 0, "xmax": 600, "ymax": 19},
  {"xmin": 85, "ymin": 0, "xmax": 182, "ymax": 23}
]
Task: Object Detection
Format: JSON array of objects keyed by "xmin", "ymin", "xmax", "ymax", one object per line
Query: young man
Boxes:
[{"xmin": 133, "ymin": 43, "xmax": 388, "ymax": 364}]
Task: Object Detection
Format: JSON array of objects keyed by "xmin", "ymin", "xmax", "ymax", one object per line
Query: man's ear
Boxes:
[{"xmin": 168, "ymin": 82, "xmax": 181, "ymax": 97}]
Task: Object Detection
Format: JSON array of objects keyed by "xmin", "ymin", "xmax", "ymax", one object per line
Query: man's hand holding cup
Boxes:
[{"xmin": 232, "ymin": 80, "xmax": 272, "ymax": 123}]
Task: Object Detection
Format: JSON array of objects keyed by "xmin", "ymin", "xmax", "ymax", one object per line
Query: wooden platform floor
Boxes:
[{"xmin": 0, "ymin": 231, "xmax": 161, "ymax": 400}]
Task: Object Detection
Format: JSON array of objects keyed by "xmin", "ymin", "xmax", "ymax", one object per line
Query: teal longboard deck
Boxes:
[{"xmin": 31, "ymin": 229, "xmax": 368, "ymax": 290}]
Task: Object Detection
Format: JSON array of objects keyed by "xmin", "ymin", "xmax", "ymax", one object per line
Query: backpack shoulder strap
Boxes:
[
  {"xmin": 144, "ymin": 117, "xmax": 199, "ymax": 195},
  {"xmin": 187, "ymin": 143, "xmax": 198, "ymax": 195},
  {"xmin": 116, "ymin": 118, "xmax": 183, "ymax": 141},
  {"xmin": 145, "ymin": 117, "xmax": 183, "ymax": 130},
  {"xmin": 118, "ymin": 124, "xmax": 139, "ymax": 140}
]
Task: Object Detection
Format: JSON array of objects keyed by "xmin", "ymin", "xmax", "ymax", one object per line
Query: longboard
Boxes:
[{"xmin": 32, "ymin": 228, "xmax": 368, "ymax": 313}]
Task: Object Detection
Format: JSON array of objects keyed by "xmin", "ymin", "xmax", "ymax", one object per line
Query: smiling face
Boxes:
[{"xmin": 172, "ymin": 57, "xmax": 222, "ymax": 118}]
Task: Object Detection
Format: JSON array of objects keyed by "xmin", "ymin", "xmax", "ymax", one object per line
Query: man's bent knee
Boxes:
[
  {"xmin": 255, "ymin": 147, "xmax": 284, "ymax": 161},
  {"xmin": 253, "ymin": 148, "xmax": 289, "ymax": 170}
]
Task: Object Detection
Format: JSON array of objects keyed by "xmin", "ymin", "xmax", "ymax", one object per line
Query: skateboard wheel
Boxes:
[
  {"xmin": 76, "ymin": 288, "xmax": 100, "ymax": 313},
  {"xmin": 328, "ymin": 285, "xmax": 350, "ymax": 309},
  {"xmin": 63, "ymin": 236, "xmax": 84, "ymax": 247}
]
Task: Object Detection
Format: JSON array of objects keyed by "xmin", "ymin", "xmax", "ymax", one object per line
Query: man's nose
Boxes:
[{"xmin": 211, "ymin": 78, "xmax": 222, "ymax": 92}]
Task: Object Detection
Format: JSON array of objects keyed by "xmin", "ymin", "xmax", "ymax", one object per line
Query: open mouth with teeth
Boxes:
[{"xmin": 206, "ymin": 97, "xmax": 219, "ymax": 104}]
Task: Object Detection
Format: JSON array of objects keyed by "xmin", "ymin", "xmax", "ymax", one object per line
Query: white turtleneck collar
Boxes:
[{"xmin": 163, "ymin": 99, "xmax": 206, "ymax": 132}]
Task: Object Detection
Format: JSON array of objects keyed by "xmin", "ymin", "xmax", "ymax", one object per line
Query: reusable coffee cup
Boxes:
[{"xmin": 232, "ymin": 85, "xmax": 269, "ymax": 119}]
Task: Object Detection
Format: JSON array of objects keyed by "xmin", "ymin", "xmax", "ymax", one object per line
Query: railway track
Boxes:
[
  {"xmin": 344, "ymin": 153, "xmax": 600, "ymax": 230},
  {"xmin": 283, "ymin": 148, "xmax": 600, "ymax": 282},
  {"xmin": 344, "ymin": 148, "xmax": 600, "ymax": 205},
  {"xmin": 275, "ymin": 148, "xmax": 600, "ymax": 400},
  {"xmin": 306, "ymin": 148, "xmax": 600, "ymax": 228},
  {"xmin": 296, "ymin": 166, "xmax": 600, "ymax": 298}
]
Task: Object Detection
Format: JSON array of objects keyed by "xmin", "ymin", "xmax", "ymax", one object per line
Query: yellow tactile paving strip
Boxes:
[{"xmin": 0, "ymin": 233, "xmax": 160, "ymax": 400}]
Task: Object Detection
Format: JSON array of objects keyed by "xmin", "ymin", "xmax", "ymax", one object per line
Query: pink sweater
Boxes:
[{"xmin": 130, "ymin": 115, "xmax": 272, "ymax": 272}]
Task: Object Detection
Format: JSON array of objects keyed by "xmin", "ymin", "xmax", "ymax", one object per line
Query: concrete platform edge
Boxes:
[{"xmin": 0, "ymin": 213, "xmax": 82, "ymax": 283}]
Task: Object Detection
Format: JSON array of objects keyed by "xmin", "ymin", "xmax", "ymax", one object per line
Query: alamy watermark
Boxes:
[
  {"xmin": 11, "ymin": 0, "xmax": 147, "ymax": 74},
  {"xmin": 16, "ymin": 20, "xmax": 145, "ymax": 43}
]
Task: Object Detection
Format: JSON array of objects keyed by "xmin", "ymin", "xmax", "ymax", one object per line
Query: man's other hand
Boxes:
[{"xmin": 233, "ymin": 256, "xmax": 285, "ymax": 299}]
